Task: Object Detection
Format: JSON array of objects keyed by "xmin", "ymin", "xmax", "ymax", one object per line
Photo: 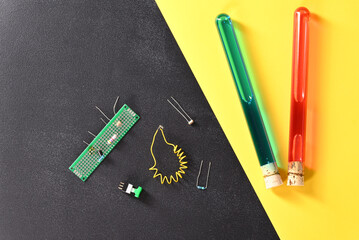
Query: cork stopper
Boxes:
[
  {"xmin": 264, "ymin": 174, "xmax": 283, "ymax": 189},
  {"xmin": 261, "ymin": 162, "xmax": 283, "ymax": 189},
  {"xmin": 287, "ymin": 161, "xmax": 304, "ymax": 186}
]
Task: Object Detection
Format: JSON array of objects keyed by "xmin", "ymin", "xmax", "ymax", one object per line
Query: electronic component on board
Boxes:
[{"xmin": 69, "ymin": 97, "xmax": 140, "ymax": 182}]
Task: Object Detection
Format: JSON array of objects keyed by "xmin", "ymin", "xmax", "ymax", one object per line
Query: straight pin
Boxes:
[
  {"xmin": 87, "ymin": 131, "xmax": 97, "ymax": 138},
  {"xmin": 95, "ymin": 106, "xmax": 111, "ymax": 121},
  {"xmin": 100, "ymin": 118, "xmax": 108, "ymax": 125},
  {"xmin": 118, "ymin": 182, "xmax": 125, "ymax": 190},
  {"xmin": 113, "ymin": 96, "xmax": 120, "ymax": 115}
]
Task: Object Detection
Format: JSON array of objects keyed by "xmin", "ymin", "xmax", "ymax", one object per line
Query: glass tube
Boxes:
[
  {"xmin": 216, "ymin": 14, "xmax": 282, "ymax": 188},
  {"xmin": 287, "ymin": 7, "xmax": 310, "ymax": 186}
]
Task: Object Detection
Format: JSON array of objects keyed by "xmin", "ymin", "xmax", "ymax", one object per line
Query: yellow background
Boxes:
[{"xmin": 155, "ymin": 0, "xmax": 359, "ymax": 239}]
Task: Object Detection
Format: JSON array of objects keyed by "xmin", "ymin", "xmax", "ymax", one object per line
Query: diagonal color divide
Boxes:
[{"xmin": 155, "ymin": 0, "xmax": 359, "ymax": 239}]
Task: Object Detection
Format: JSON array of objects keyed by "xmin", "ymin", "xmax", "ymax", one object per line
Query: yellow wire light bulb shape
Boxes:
[{"xmin": 149, "ymin": 125, "xmax": 188, "ymax": 184}]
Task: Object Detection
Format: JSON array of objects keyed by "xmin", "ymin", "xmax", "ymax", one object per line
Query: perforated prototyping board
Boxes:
[{"xmin": 69, "ymin": 104, "xmax": 140, "ymax": 181}]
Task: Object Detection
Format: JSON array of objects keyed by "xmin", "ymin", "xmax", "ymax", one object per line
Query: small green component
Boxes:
[
  {"xmin": 134, "ymin": 186, "xmax": 142, "ymax": 198},
  {"xmin": 118, "ymin": 182, "xmax": 143, "ymax": 199},
  {"xmin": 69, "ymin": 104, "xmax": 140, "ymax": 181}
]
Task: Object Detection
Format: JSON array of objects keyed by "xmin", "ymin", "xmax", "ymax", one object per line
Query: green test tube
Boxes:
[{"xmin": 216, "ymin": 14, "xmax": 282, "ymax": 188}]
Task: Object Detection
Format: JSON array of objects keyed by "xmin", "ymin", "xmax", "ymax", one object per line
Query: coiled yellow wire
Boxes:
[{"xmin": 149, "ymin": 126, "xmax": 188, "ymax": 184}]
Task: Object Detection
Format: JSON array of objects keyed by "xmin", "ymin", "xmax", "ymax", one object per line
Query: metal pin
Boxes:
[
  {"xmin": 196, "ymin": 160, "xmax": 211, "ymax": 190},
  {"xmin": 100, "ymin": 118, "xmax": 108, "ymax": 125},
  {"xmin": 87, "ymin": 131, "xmax": 97, "ymax": 138},
  {"xmin": 167, "ymin": 96, "xmax": 194, "ymax": 125},
  {"xmin": 83, "ymin": 140, "xmax": 90, "ymax": 146},
  {"xmin": 95, "ymin": 106, "xmax": 111, "ymax": 121},
  {"xmin": 113, "ymin": 96, "xmax": 120, "ymax": 115},
  {"xmin": 118, "ymin": 182, "xmax": 125, "ymax": 190}
]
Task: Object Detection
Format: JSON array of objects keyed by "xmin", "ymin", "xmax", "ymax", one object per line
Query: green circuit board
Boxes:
[{"xmin": 69, "ymin": 104, "xmax": 140, "ymax": 181}]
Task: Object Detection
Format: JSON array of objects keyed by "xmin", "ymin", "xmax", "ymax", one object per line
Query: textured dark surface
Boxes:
[{"xmin": 0, "ymin": 1, "xmax": 279, "ymax": 239}]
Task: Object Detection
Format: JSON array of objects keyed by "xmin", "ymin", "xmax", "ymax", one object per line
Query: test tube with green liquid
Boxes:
[{"xmin": 216, "ymin": 14, "xmax": 282, "ymax": 188}]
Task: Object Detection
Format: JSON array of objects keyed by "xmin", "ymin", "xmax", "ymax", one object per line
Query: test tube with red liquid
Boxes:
[{"xmin": 287, "ymin": 7, "xmax": 310, "ymax": 186}]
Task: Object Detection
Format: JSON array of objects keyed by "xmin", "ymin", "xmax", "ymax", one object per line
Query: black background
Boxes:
[{"xmin": 0, "ymin": 1, "xmax": 278, "ymax": 239}]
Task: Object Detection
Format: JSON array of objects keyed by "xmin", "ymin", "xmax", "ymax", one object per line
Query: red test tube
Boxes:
[{"xmin": 287, "ymin": 7, "xmax": 310, "ymax": 186}]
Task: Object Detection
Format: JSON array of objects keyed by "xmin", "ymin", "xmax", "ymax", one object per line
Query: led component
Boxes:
[{"xmin": 118, "ymin": 182, "xmax": 143, "ymax": 198}]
